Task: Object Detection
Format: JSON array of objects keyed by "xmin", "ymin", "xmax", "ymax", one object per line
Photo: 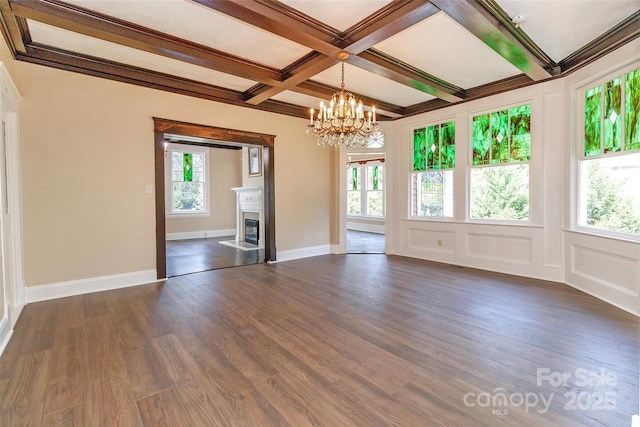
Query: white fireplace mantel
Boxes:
[{"xmin": 231, "ymin": 186, "xmax": 264, "ymax": 247}]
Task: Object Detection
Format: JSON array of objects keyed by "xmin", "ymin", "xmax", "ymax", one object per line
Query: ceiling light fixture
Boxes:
[{"xmin": 306, "ymin": 52, "xmax": 380, "ymax": 148}]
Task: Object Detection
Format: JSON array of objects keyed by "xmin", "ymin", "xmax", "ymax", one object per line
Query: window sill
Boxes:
[
  {"xmin": 569, "ymin": 227, "xmax": 640, "ymax": 243},
  {"xmin": 347, "ymin": 215, "xmax": 386, "ymax": 221},
  {"xmin": 166, "ymin": 211, "xmax": 211, "ymax": 219},
  {"xmin": 403, "ymin": 218, "xmax": 544, "ymax": 228},
  {"xmin": 407, "ymin": 216, "xmax": 454, "ymax": 222}
]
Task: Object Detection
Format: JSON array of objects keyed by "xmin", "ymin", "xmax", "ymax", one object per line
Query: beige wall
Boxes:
[
  {"xmin": 241, "ymin": 146, "xmax": 265, "ymax": 188},
  {"xmin": 13, "ymin": 61, "xmax": 332, "ymax": 286},
  {"xmin": 165, "ymin": 146, "xmax": 241, "ymax": 235}
]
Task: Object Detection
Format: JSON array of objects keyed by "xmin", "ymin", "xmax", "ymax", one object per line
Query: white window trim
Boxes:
[
  {"xmin": 165, "ymin": 143, "xmax": 211, "ymax": 217},
  {"xmin": 467, "ymin": 101, "xmax": 534, "ymax": 224},
  {"xmin": 408, "ymin": 120, "xmax": 456, "ymax": 220},
  {"xmin": 347, "ymin": 162, "xmax": 385, "ymax": 219},
  {"xmin": 573, "ymin": 62, "xmax": 640, "ymax": 240}
]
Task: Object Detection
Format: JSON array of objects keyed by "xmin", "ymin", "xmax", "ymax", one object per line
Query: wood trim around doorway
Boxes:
[{"xmin": 153, "ymin": 117, "xmax": 276, "ymax": 279}]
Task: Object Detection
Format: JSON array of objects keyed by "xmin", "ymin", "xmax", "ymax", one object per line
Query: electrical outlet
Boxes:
[
  {"xmin": 204, "ymin": 232, "xmax": 208, "ymax": 239},
  {"xmin": 437, "ymin": 239, "xmax": 442, "ymax": 247}
]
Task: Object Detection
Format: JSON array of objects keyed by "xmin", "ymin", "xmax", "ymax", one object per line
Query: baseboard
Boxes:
[
  {"xmin": 25, "ymin": 269, "xmax": 160, "ymax": 303},
  {"xmin": 565, "ymin": 278, "xmax": 639, "ymax": 317},
  {"xmin": 274, "ymin": 244, "xmax": 332, "ymax": 263},
  {"xmin": 347, "ymin": 222, "xmax": 385, "ymax": 234},
  {"xmin": 9, "ymin": 302, "xmax": 23, "ymax": 329},
  {"xmin": 166, "ymin": 229, "xmax": 236, "ymax": 241},
  {"xmin": 0, "ymin": 304, "xmax": 12, "ymax": 357}
]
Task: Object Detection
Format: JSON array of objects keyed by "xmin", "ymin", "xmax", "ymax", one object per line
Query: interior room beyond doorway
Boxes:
[{"xmin": 346, "ymin": 151, "xmax": 386, "ymax": 254}]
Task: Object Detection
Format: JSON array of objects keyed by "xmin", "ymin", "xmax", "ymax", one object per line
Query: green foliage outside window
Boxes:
[
  {"xmin": 585, "ymin": 67, "xmax": 640, "ymax": 156},
  {"xmin": 470, "ymin": 164, "xmax": 529, "ymax": 220},
  {"xmin": 583, "ymin": 158, "xmax": 640, "ymax": 234},
  {"xmin": 413, "ymin": 121, "xmax": 455, "ymax": 171},
  {"xmin": 472, "ymin": 104, "xmax": 531, "ymax": 165}
]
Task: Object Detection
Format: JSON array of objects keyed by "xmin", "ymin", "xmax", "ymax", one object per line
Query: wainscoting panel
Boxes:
[
  {"xmin": 466, "ymin": 232, "xmax": 532, "ymax": 264},
  {"xmin": 408, "ymin": 227, "xmax": 455, "ymax": 253},
  {"xmin": 395, "ymin": 221, "xmax": 563, "ymax": 283},
  {"xmin": 572, "ymin": 245, "xmax": 638, "ymax": 294},
  {"xmin": 565, "ymin": 231, "xmax": 640, "ymax": 315}
]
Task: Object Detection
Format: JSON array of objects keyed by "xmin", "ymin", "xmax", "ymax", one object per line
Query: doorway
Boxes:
[
  {"xmin": 163, "ymin": 141, "xmax": 265, "ymax": 276},
  {"xmin": 153, "ymin": 118, "xmax": 276, "ymax": 280},
  {"xmin": 345, "ymin": 153, "xmax": 386, "ymax": 254},
  {"xmin": 0, "ymin": 79, "xmax": 24, "ymax": 333}
]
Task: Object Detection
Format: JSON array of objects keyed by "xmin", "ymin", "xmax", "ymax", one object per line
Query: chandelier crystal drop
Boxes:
[{"xmin": 306, "ymin": 53, "xmax": 380, "ymax": 148}]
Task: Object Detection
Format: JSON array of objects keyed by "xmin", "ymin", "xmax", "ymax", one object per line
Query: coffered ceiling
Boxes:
[{"xmin": 0, "ymin": 0, "xmax": 638, "ymax": 120}]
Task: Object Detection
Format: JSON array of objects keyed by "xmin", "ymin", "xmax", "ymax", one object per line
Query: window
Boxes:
[
  {"xmin": 347, "ymin": 166, "xmax": 362, "ymax": 215},
  {"xmin": 166, "ymin": 144, "xmax": 209, "ymax": 215},
  {"xmin": 366, "ymin": 165, "xmax": 383, "ymax": 216},
  {"xmin": 470, "ymin": 104, "xmax": 531, "ymax": 220},
  {"xmin": 411, "ymin": 121, "xmax": 455, "ymax": 217},
  {"xmin": 347, "ymin": 163, "xmax": 384, "ymax": 217},
  {"xmin": 578, "ymin": 67, "xmax": 640, "ymax": 235}
]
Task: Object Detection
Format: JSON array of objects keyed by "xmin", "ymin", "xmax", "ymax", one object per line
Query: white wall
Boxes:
[
  {"xmin": 561, "ymin": 41, "xmax": 640, "ymax": 315},
  {"xmin": 389, "ymin": 39, "xmax": 640, "ymax": 316}
]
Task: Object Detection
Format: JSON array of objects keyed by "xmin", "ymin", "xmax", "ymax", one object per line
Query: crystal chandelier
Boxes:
[{"xmin": 306, "ymin": 52, "xmax": 380, "ymax": 148}]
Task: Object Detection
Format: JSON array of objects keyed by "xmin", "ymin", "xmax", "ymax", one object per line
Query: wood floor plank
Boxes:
[
  {"xmin": 1, "ymin": 254, "xmax": 638, "ymax": 426},
  {"xmin": 43, "ymin": 326, "xmax": 91, "ymax": 416},
  {"xmin": 136, "ymin": 387, "xmax": 192, "ymax": 427},
  {"xmin": 124, "ymin": 340, "xmax": 173, "ymax": 400},
  {"xmin": 84, "ymin": 373, "xmax": 143, "ymax": 427},
  {"xmin": 151, "ymin": 333, "xmax": 243, "ymax": 426},
  {"xmin": 189, "ymin": 344, "xmax": 292, "ymax": 427},
  {"xmin": 42, "ymin": 404, "xmax": 89, "ymax": 427},
  {"xmin": 85, "ymin": 314, "xmax": 127, "ymax": 381},
  {"xmin": 1, "ymin": 349, "xmax": 51, "ymax": 426}
]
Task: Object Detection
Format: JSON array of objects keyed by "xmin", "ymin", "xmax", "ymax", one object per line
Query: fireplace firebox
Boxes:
[{"xmin": 244, "ymin": 219, "xmax": 259, "ymax": 245}]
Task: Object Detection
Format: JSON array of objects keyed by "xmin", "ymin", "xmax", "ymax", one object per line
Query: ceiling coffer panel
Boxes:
[
  {"xmin": 28, "ymin": 20, "xmax": 257, "ymax": 91},
  {"xmin": 61, "ymin": 0, "xmax": 313, "ymax": 69}
]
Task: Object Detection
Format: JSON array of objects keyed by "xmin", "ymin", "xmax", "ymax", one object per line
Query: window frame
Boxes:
[
  {"xmin": 575, "ymin": 62, "xmax": 640, "ymax": 240},
  {"xmin": 165, "ymin": 143, "xmax": 211, "ymax": 217},
  {"xmin": 347, "ymin": 161, "xmax": 385, "ymax": 219},
  {"xmin": 468, "ymin": 102, "xmax": 533, "ymax": 224},
  {"xmin": 409, "ymin": 119, "xmax": 456, "ymax": 220}
]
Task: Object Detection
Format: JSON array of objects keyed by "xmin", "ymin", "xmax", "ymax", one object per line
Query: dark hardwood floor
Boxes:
[
  {"xmin": 166, "ymin": 236, "xmax": 263, "ymax": 277},
  {"xmin": 347, "ymin": 229, "xmax": 386, "ymax": 253},
  {"xmin": 1, "ymin": 255, "xmax": 638, "ymax": 426}
]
